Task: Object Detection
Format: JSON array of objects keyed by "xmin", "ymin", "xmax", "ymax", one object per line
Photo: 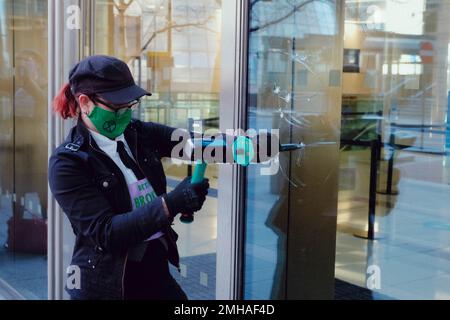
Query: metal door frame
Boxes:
[
  {"xmin": 216, "ymin": 0, "xmax": 249, "ymax": 300},
  {"xmin": 47, "ymin": 0, "xmax": 83, "ymax": 300}
]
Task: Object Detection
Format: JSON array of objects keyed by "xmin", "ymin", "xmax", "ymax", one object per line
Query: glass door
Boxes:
[{"xmin": 244, "ymin": 0, "xmax": 344, "ymax": 299}]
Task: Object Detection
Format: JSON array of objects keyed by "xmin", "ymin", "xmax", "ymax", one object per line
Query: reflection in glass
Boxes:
[{"xmin": 0, "ymin": 0, "xmax": 48, "ymax": 299}]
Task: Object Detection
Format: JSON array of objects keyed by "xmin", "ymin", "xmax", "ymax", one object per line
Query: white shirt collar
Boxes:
[{"xmin": 88, "ymin": 128, "xmax": 126, "ymax": 154}]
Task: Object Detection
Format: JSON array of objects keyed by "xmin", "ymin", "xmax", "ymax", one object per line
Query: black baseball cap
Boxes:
[{"xmin": 69, "ymin": 55, "xmax": 151, "ymax": 105}]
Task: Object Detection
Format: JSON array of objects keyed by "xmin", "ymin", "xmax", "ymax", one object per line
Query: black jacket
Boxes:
[{"xmin": 48, "ymin": 118, "xmax": 183, "ymax": 300}]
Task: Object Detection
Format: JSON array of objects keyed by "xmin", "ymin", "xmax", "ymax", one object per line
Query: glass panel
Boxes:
[
  {"xmin": 244, "ymin": 1, "xmax": 344, "ymax": 299},
  {"xmin": 0, "ymin": 0, "xmax": 48, "ymax": 299},
  {"xmin": 93, "ymin": 0, "xmax": 222, "ymax": 300},
  {"xmin": 336, "ymin": 0, "xmax": 450, "ymax": 300}
]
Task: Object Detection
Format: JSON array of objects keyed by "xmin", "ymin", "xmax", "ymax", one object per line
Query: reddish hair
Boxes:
[{"xmin": 53, "ymin": 83, "xmax": 79, "ymax": 119}]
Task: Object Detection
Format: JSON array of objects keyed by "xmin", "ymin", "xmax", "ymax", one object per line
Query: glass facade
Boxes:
[
  {"xmin": 244, "ymin": 0, "xmax": 450, "ymax": 301},
  {"xmin": 0, "ymin": 0, "xmax": 48, "ymax": 299},
  {"xmin": 1, "ymin": 0, "xmax": 450, "ymax": 301}
]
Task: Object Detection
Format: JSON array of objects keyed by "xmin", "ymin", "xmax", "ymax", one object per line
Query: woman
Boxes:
[{"xmin": 48, "ymin": 55, "xmax": 209, "ymax": 300}]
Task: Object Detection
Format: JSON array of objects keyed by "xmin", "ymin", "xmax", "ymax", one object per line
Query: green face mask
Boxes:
[{"xmin": 88, "ymin": 105, "xmax": 132, "ymax": 139}]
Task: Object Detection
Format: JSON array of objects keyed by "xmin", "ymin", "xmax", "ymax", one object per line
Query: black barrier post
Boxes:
[
  {"xmin": 187, "ymin": 118, "xmax": 194, "ymax": 177},
  {"xmin": 367, "ymin": 138, "xmax": 380, "ymax": 240},
  {"xmin": 386, "ymin": 132, "xmax": 395, "ymax": 195},
  {"xmin": 344, "ymin": 137, "xmax": 381, "ymax": 240}
]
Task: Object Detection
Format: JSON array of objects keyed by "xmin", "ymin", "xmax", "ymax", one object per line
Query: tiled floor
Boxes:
[
  {"xmin": 169, "ymin": 251, "xmax": 389, "ymax": 300},
  {"xmin": 170, "ymin": 253, "xmax": 216, "ymax": 300}
]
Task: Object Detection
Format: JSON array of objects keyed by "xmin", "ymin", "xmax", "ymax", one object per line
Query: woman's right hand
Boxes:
[{"xmin": 163, "ymin": 177, "xmax": 210, "ymax": 218}]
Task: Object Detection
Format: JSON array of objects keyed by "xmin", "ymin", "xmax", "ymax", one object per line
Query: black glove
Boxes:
[{"xmin": 163, "ymin": 177, "xmax": 210, "ymax": 218}]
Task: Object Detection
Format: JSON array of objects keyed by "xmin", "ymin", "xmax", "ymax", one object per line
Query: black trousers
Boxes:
[{"xmin": 123, "ymin": 238, "xmax": 187, "ymax": 300}]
